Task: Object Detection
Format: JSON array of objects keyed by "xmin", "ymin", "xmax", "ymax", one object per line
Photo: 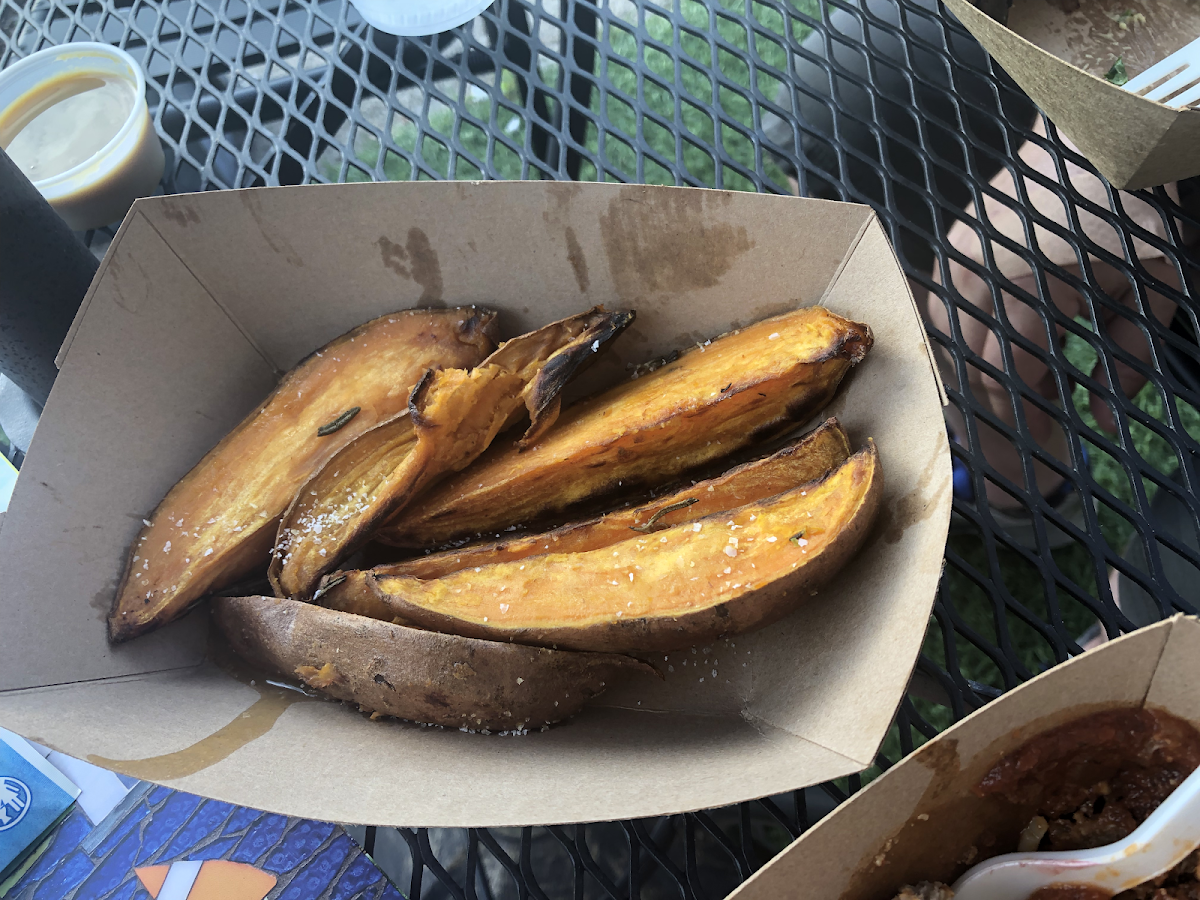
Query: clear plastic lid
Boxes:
[{"xmin": 349, "ymin": 0, "xmax": 495, "ymax": 36}]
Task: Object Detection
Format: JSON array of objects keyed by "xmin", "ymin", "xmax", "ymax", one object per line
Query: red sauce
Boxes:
[
  {"xmin": 976, "ymin": 708, "xmax": 1200, "ymax": 853},
  {"xmin": 1027, "ymin": 885, "xmax": 1112, "ymax": 900},
  {"xmin": 888, "ymin": 709, "xmax": 1200, "ymax": 900}
]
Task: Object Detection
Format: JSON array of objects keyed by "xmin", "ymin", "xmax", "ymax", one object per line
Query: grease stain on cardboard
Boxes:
[
  {"xmin": 880, "ymin": 437, "xmax": 950, "ymax": 544},
  {"xmin": 105, "ymin": 255, "xmax": 152, "ymax": 316},
  {"xmin": 158, "ymin": 199, "xmax": 201, "ymax": 228},
  {"xmin": 241, "ymin": 193, "xmax": 305, "ymax": 269},
  {"xmin": 564, "ymin": 226, "xmax": 590, "ymax": 294},
  {"xmin": 599, "ymin": 190, "xmax": 754, "ymax": 299},
  {"xmin": 376, "ymin": 228, "xmax": 445, "ymax": 305},
  {"xmin": 90, "ymin": 577, "xmax": 118, "ymax": 620},
  {"xmin": 89, "ymin": 687, "xmax": 302, "ymax": 780}
]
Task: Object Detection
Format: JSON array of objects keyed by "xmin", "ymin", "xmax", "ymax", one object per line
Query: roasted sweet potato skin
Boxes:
[
  {"xmin": 377, "ymin": 306, "xmax": 872, "ymax": 549},
  {"xmin": 213, "ymin": 595, "xmax": 653, "ymax": 730},
  {"xmin": 109, "ymin": 307, "xmax": 498, "ymax": 643},
  {"xmin": 369, "ymin": 417, "xmax": 851, "ymax": 581},
  {"xmin": 325, "ymin": 443, "xmax": 882, "ymax": 653},
  {"xmin": 269, "ymin": 308, "xmax": 633, "ymax": 600}
]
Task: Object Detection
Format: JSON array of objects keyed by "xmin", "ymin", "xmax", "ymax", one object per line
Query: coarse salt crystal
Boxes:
[
  {"xmin": 768, "ymin": 332, "xmax": 780, "ymax": 340},
  {"xmin": 723, "ymin": 566, "xmax": 732, "ymax": 574},
  {"xmin": 724, "ymin": 545, "xmax": 737, "ymax": 557},
  {"xmin": 204, "ymin": 548, "xmax": 213, "ymax": 557},
  {"xmin": 500, "ymin": 603, "xmax": 510, "ymax": 613},
  {"xmin": 517, "ymin": 677, "xmax": 524, "ymax": 684},
  {"xmin": 143, "ymin": 519, "xmax": 152, "ymax": 527},
  {"xmin": 766, "ymin": 536, "xmax": 777, "ymax": 543},
  {"xmin": 163, "ymin": 541, "xmax": 171, "ymax": 552},
  {"xmin": 693, "ymin": 523, "xmax": 702, "ymax": 532}
]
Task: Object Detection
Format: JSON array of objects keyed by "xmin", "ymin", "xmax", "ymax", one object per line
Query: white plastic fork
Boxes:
[
  {"xmin": 1122, "ymin": 36, "xmax": 1200, "ymax": 108},
  {"xmin": 950, "ymin": 763, "xmax": 1200, "ymax": 900}
]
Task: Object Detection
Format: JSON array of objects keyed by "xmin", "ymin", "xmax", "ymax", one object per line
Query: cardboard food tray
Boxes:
[
  {"xmin": 727, "ymin": 614, "xmax": 1200, "ymax": 900},
  {"xmin": 943, "ymin": 0, "xmax": 1200, "ymax": 190},
  {"xmin": 0, "ymin": 181, "xmax": 950, "ymax": 828}
]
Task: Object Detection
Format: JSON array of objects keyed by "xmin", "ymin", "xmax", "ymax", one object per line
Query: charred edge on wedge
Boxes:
[
  {"xmin": 407, "ymin": 369, "xmax": 439, "ymax": 430},
  {"xmin": 524, "ymin": 309, "xmax": 637, "ymax": 428}
]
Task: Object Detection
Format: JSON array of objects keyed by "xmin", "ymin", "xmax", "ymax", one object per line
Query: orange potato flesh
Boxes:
[
  {"xmin": 325, "ymin": 443, "xmax": 881, "ymax": 653},
  {"xmin": 376, "ymin": 305, "xmax": 872, "ymax": 549},
  {"xmin": 269, "ymin": 308, "xmax": 634, "ymax": 600},
  {"xmin": 372, "ymin": 417, "xmax": 851, "ymax": 581},
  {"xmin": 108, "ymin": 308, "xmax": 498, "ymax": 642}
]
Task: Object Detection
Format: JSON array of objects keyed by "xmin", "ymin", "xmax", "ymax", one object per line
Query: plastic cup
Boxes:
[
  {"xmin": 0, "ymin": 43, "xmax": 165, "ymax": 231},
  {"xmin": 349, "ymin": 0, "xmax": 494, "ymax": 36}
]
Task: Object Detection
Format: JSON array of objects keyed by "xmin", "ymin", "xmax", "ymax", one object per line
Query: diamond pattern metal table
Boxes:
[{"xmin": 2, "ymin": 0, "xmax": 1198, "ymax": 895}]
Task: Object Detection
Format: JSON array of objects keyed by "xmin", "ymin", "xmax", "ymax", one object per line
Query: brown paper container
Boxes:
[
  {"xmin": 0, "ymin": 181, "xmax": 950, "ymax": 827},
  {"xmin": 727, "ymin": 614, "xmax": 1200, "ymax": 900},
  {"xmin": 943, "ymin": 0, "xmax": 1200, "ymax": 190}
]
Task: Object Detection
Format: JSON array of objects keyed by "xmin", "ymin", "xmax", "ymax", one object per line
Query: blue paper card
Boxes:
[{"xmin": 0, "ymin": 729, "xmax": 78, "ymax": 882}]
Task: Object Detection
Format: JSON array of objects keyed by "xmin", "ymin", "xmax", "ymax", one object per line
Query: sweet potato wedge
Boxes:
[
  {"xmin": 213, "ymin": 595, "xmax": 654, "ymax": 730},
  {"xmin": 376, "ymin": 306, "xmax": 872, "ymax": 549},
  {"xmin": 269, "ymin": 308, "xmax": 634, "ymax": 600},
  {"xmin": 109, "ymin": 308, "xmax": 498, "ymax": 643},
  {"xmin": 324, "ymin": 442, "xmax": 882, "ymax": 653},
  {"xmin": 365, "ymin": 417, "xmax": 852, "ymax": 581}
]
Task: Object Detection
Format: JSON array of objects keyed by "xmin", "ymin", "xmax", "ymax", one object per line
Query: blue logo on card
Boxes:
[{"xmin": 0, "ymin": 777, "xmax": 30, "ymax": 832}]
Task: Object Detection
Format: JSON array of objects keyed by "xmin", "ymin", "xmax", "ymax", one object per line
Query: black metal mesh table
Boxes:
[{"xmin": 3, "ymin": 0, "xmax": 1199, "ymax": 895}]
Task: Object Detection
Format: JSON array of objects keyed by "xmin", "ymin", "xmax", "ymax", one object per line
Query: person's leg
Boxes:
[
  {"xmin": 930, "ymin": 257, "xmax": 1180, "ymax": 507},
  {"xmin": 928, "ymin": 115, "xmax": 1186, "ymax": 512}
]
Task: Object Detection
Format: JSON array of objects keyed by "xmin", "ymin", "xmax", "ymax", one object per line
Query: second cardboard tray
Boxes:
[
  {"xmin": 944, "ymin": 0, "xmax": 1200, "ymax": 190},
  {"xmin": 0, "ymin": 182, "xmax": 950, "ymax": 827},
  {"xmin": 728, "ymin": 615, "xmax": 1200, "ymax": 900}
]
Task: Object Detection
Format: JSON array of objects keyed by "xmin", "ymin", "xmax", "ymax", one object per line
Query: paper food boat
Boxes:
[
  {"xmin": 0, "ymin": 182, "xmax": 950, "ymax": 827},
  {"xmin": 727, "ymin": 614, "xmax": 1200, "ymax": 900},
  {"xmin": 944, "ymin": 0, "xmax": 1200, "ymax": 190}
]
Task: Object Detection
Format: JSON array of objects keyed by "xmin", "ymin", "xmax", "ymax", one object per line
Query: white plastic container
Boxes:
[
  {"xmin": 0, "ymin": 43, "xmax": 165, "ymax": 231},
  {"xmin": 350, "ymin": 0, "xmax": 494, "ymax": 36}
]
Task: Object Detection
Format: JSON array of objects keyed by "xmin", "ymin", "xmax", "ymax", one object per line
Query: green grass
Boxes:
[
  {"xmin": 323, "ymin": 0, "xmax": 804, "ymax": 187},
  {"xmin": 573, "ymin": 0, "xmax": 799, "ymax": 189},
  {"xmin": 909, "ymin": 323, "xmax": 1200, "ymax": 736},
  {"xmin": 327, "ymin": 7, "xmax": 1200, "ymax": 758},
  {"xmin": 839, "ymin": 320, "xmax": 1200, "ymax": 787}
]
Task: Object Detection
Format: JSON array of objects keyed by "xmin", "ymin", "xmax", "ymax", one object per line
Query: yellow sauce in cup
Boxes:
[{"xmin": 0, "ymin": 73, "xmax": 136, "ymax": 181}]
